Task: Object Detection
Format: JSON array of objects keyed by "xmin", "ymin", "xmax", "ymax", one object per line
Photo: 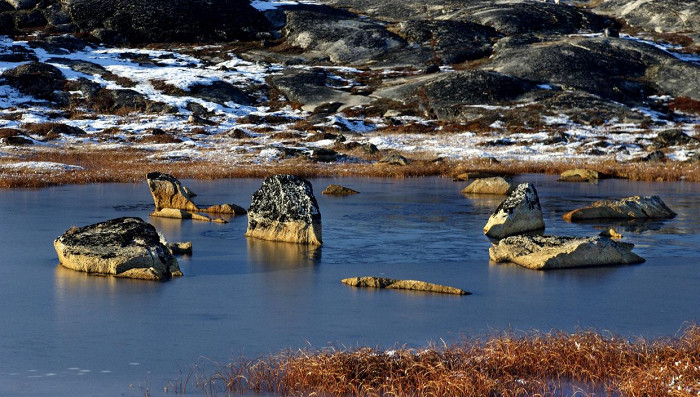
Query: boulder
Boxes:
[
  {"xmin": 563, "ymin": 196, "xmax": 676, "ymax": 221},
  {"xmin": 187, "ymin": 81, "xmax": 253, "ymax": 106},
  {"xmin": 559, "ymin": 169, "xmax": 601, "ymax": 182},
  {"xmin": 396, "ymin": 20, "xmax": 498, "ymax": 64},
  {"xmin": 322, "ymin": 184, "xmax": 359, "ymax": 195},
  {"xmin": 150, "ymin": 208, "xmax": 227, "ymax": 223},
  {"xmin": 378, "ymin": 154, "xmax": 409, "ymax": 166},
  {"xmin": 245, "ymin": 174, "xmax": 322, "ymax": 245},
  {"xmin": 341, "ymin": 276, "xmax": 469, "ymax": 295},
  {"xmin": 269, "ymin": 69, "xmax": 370, "ymax": 111},
  {"xmin": 167, "ymin": 241, "xmax": 192, "ymax": 255},
  {"xmin": 1, "ymin": 62, "xmax": 67, "ymax": 102},
  {"xmin": 489, "ymin": 235, "xmax": 645, "ymax": 270},
  {"xmin": 483, "ymin": 183, "xmax": 545, "ymax": 239},
  {"xmin": 62, "ymin": 0, "xmax": 271, "ymax": 44},
  {"xmin": 201, "ymin": 204, "xmax": 247, "ymax": 215},
  {"xmin": 461, "ymin": 177, "xmax": 515, "ymax": 195},
  {"xmin": 54, "ymin": 217, "xmax": 182, "ymax": 280},
  {"xmin": 653, "ymin": 129, "xmax": 696, "ymax": 148},
  {"xmin": 146, "ymin": 172, "xmax": 199, "ymax": 212}
]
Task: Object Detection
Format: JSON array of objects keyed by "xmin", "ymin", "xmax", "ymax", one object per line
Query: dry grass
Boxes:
[
  {"xmin": 183, "ymin": 325, "xmax": 700, "ymax": 396},
  {"xmin": 1, "ymin": 148, "xmax": 700, "ymax": 188}
]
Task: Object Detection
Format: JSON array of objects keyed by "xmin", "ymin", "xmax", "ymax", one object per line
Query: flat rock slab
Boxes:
[
  {"xmin": 462, "ymin": 177, "xmax": 515, "ymax": 195},
  {"xmin": 150, "ymin": 208, "xmax": 227, "ymax": 223},
  {"xmin": 342, "ymin": 276, "xmax": 469, "ymax": 295},
  {"xmin": 563, "ymin": 196, "xmax": 676, "ymax": 221},
  {"xmin": 246, "ymin": 174, "xmax": 322, "ymax": 245},
  {"xmin": 484, "ymin": 183, "xmax": 545, "ymax": 239},
  {"xmin": 54, "ymin": 217, "xmax": 182, "ymax": 280},
  {"xmin": 489, "ymin": 235, "xmax": 645, "ymax": 270}
]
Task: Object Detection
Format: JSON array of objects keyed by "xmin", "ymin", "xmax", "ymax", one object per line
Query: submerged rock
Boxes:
[
  {"xmin": 489, "ymin": 235, "xmax": 645, "ymax": 270},
  {"xmin": 246, "ymin": 174, "xmax": 322, "ymax": 245},
  {"xmin": 322, "ymin": 185, "xmax": 359, "ymax": 196},
  {"xmin": 461, "ymin": 177, "xmax": 515, "ymax": 195},
  {"xmin": 150, "ymin": 208, "xmax": 227, "ymax": 223},
  {"xmin": 341, "ymin": 276, "xmax": 469, "ymax": 295},
  {"xmin": 483, "ymin": 183, "xmax": 545, "ymax": 239},
  {"xmin": 54, "ymin": 217, "xmax": 182, "ymax": 280},
  {"xmin": 201, "ymin": 204, "xmax": 247, "ymax": 215},
  {"xmin": 563, "ymin": 196, "xmax": 676, "ymax": 221}
]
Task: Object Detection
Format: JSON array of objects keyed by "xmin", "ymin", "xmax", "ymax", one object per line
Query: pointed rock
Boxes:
[
  {"xmin": 483, "ymin": 183, "xmax": 545, "ymax": 239},
  {"xmin": 146, "ymin": 172, "xmax": 198, "ymax": 212},
  {"xmin": 54, "ymin": 217, "xmax": 182, "ymax": 280},
  {"xmin": 489, "ymin": 235, "xmax": 645, "ymax": 270},
  {"xmin": 245, "ymin": 174, "xmax": 322, "ymax": 245},
  {"xmin": 563, "ymin": 196, "xmax": 676, "ymax": 221}
]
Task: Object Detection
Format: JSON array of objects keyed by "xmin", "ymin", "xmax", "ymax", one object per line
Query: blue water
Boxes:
[{"xmin": 0, "ymin": 175, "xmax": 698, "ymax": 395}]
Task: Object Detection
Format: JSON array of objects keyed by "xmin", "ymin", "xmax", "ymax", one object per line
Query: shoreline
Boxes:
[{"xmin": 2, "ymin": 150, "xmax": 700, "ymax": 188}]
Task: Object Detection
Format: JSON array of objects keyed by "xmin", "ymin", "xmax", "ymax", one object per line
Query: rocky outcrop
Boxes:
[
  {"xmin": 396, "ymin": 20, "xmax": 498, "ymax": 64},
  {"xmin": 559, "ymin": 169, "xmax": 602, "ymax": 182},
  {"xmin": 461, "ymin": 177, "xmax": 515, "ymax": 195},
  {"xmin": 1, "ymin": 62, "xmax": 67, "ymax": 102},
  {"xmin": 61, "ymin": 0, "xmax": 271, "ymax": 44},
  {"xmin": 484, "ymin": 183, "xmax": 545, "ymax": 239},
  {"xmin": 269, "ymin": 69, "xmax": 370, "ymax": 111},
  {"xmin": 341, "ymin": 276, "xmax": 469, "ymax": 295},
  {"xmin": 563, "ymin": 196, "xmax": 676, "ymax": 221},
  {"xmin": 489, "ymin": 235, "xmax": 645, "ymax": 270},
  {"xmin": 147, "ymin": 172, "xmax": 199, "ymax": 212},
  {"xmin": 54, "ymin": 217, "xmax": 182, "ymax": 280},
  {"xmin": 593, "ymin": 0, "xmax": 699, "ymax": 40},
  {"xmin": 322, "ymin": 185, "xmax": 359, "ymax": 195},
  {"xmin": 245, "ymin": 174, "xmax": 322, "ymax": 245}
]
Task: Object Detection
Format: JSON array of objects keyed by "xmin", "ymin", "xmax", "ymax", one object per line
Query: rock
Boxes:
[
  {"xmin": 167, "ymin": 241, "xmax": 192, "ymax": 255},
  {"xmin": 6, "ymin": 0, "xmax": 39, "ymax": 9},
  {"xmin": 146, "ymin": 172, "xmax": 199, "ymax": 212},
  {"xmin": 378, "ymin": 154, "xmax": 409, "ymax": 166},
  {"xmin": 62, "ymin": 0, "xmax": 271, "ymax": 44},
  {"xmin": 245, "ymin": 174, "xmax": 322, "ymax": 245},
  {"xmin": 483, "ymin": 183, "xmax": 545, "ymax": 239},
  {"xmin": 54, "ymin": 217, "xmax": 182, "ymax": 280},
  {"xmin": 653, "ymin": 129, "xmax": 696, "ymax": 148},
  {"xmin": 461, "ymin": 177, "xmax": 515, "ymax": 195},
  {"xmin": 341, "ymin": 276, "xmax": 469, "ymax": 295},
  {"xmin": 14, "ymin": 9, "xmax": 47, "ymax": 28},
  {"xmin": 1, "ymin": 62, "xmax": 67, "ymax": 102},
  {"xmin": 201, "ymin": 204, "xmax": 247, "ymax": 215},
  {"xmin": 311, "ymin": 148, "xmax": 338, "ymax": 162},
  {"xmin": 396, "ymin": 20, "xmax": 498, "ymax": 64},
  {"xmin": 559, "ymin": 169, "xmax": 600, "ymax": 182},
  {"xmin": 639, "ymin": 150, "xmax": 666, "ymax": 163},
  {"xmin": 593, "ymin": 0, "xmax": 699, "ymax": 40},
  {"xmin": 563, "ymin": 196, "xmax": 676, "ymax": 221},
  {"xmin": 269, "ymin": 68, "xmax": 370, "ymax": 111},
  {"xmin": 489, "ymin": 235, "xmax": 645, "ymax": 270},
  {"xmin": 182, "ymin": 186, "xmax": 197, "ymax": 198},
  {"xmin": 150, "ymin": 208, "xmax": 227, "ymax": 223},
  {"xmin": 322, "ymin": 184, "xmax": 359, "ymax": 196},
  {"xmin": 187, "ymin": 81, "xmax": 253, "ymax": 106},
  {"xmin": 599, "ymin": 228, "xmax": 623, "ymax": 239}
]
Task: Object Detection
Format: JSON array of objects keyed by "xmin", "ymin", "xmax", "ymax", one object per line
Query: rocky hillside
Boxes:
[{"xmin": 0, "ymin": 0, "xmax": 698, "ymax": 182}]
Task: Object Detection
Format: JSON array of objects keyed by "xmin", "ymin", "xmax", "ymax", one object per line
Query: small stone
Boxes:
[
  {"xmin": 378, "ymin": 154, "xmax": 409, "ymax": 166},
  {"xmin": 599, "ymin": 228, "xmax": 622, "ymax": 239},
  {"xmin": 168, "ymin": 241, "xmax": 192, "ymax": 255},
  {"xmin": 322, "ymin": 185, "xmax": 359, "ymax": 196}
]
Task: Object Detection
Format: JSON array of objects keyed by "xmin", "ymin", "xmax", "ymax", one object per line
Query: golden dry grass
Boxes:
[
  {"xmin": 186, "ymin": 325, "xmax": 700, "ymax": 396},
  {"xmin": 1, "ymin": 147, "xmax": 699, "ymax": 188}
]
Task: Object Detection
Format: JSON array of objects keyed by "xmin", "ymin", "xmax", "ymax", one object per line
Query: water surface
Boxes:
[{"xmin": 0, "ymin": 175, "xmax": 698, "ymax": 395}]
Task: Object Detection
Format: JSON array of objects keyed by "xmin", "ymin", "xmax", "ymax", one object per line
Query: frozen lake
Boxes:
[{"xmin": 0, "ymin": 175, "xmax": 698, "ymax": 395}]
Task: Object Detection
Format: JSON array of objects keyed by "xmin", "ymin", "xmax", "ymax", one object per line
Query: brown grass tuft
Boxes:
[{"xmin": 668, "ymin": 96, "xmax": 700, "ymax": 115}]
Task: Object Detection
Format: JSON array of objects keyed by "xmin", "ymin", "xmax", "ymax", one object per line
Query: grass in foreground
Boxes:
[{"xmin": 175, "ymin": 325, "xmax": 700, "ymax": 396}]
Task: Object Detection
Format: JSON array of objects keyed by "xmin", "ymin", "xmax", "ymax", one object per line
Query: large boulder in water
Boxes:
[
  {"xmin": 484, "ymin": 183, "xmax": 545, "ymax": 239},
  {"xmin": 54, "ymin": 217, "xmax": 182, "ymax": 280},
  {"xmin": 245, "ymin": 174, "xmax": 322, "ymax": 245},
  {"xmin": 563, "ymin": 196, "xmax": 676, "ymax": 221},
  {"xmin": 61, "ymin": 0, "xmax": 271, "ymax": 44},
  {"xmin": 146, "ymin": 172, "xmax": 199, "ymax": 212},
  {"xmin": 489, "ymin": 235, "xmax": 645, "ymax": 270}
]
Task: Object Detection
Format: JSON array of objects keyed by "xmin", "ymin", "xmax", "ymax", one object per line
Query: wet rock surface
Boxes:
[
  {"xmin": 246, "ymin": 174, "xmax": 322, "ymax": 245},
  {"xmin": 563, "ymin": 196, "xmax": 677, "ymax": 221},
  {"xmin": 484, "ymin": 183, "xmax": 545, "ymax": 239},
  {"xmin": 54, "ymin": 217, "xmax": 182, "ymax": 280},
  {"xmin": 341, "ymin": 276, "xmax": 469, "ymax": 295},
  {"xmin": 489, "ymin": 235, "xmax": 645, "ymax": 270}
]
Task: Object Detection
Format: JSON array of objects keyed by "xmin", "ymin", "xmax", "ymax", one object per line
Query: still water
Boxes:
[{"xmin": 0, "ymin": 175, "xmax": 698, "ymax": 395}]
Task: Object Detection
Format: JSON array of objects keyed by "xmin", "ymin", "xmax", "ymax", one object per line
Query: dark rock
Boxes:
[
  {"xmin": 0, "ymin": 12, "xmax": 16, "ymax": 35},
  {"xmin": 640, "ymin": 150, "xmax": 666, "ymax": 162},
  {"xmin": 424, "ymin": 64, "xmax": 440, "ymax": 74},
  {"xmin": 13, "ymin": 9, "xmax": 47, "ymax": 29},
  {"xmin": 42, "ymin": 3, "xmax": 73, "ymax": 26},
  {"xmin": 594, "ymin": 0, "xmax": 699, "ymax": 40},
  {"xmin": 62, "ymin": 0, "xmax": 271, "ymax": 44},
  {"xmin": 397, "ymin": 19, "xmax": 498, "ymax": 64},
  {"xmin": 2, "ymin": 135, "xmax": 33, "ymax": 145},
  {"xmin": 270, "ymin": 69, "xmax": 352, "ymax": 111},
  {"xmin": 322, "ymin": 184, "xmax": 359, "ymax": 195},
  {"xmin": 378, "ymin": 154, "xmax": 409, "ymax": 165},
  {"xmin": 311, "ymin": 148, "xmax": 338, "ymax": 162},
  {"xmin": 246, "ymin": 174, "xmax": 322, "ymax": 245},
  {"xmin": 28, "ymin": 34, "xmax": 93, "ymax": 55},
  {"xmin": 0, "ymin": 44, "xmax": 38, "ymax": 62},
  {"xmin": 653, "ymin": 129, "xmax": 695, "ymax": 147},
  {"xmin": 187, "ymin": 81, "xmax": 253, "ymax": 106},
  {"xmin": 1, "ymin": 62, "xmax": 67, "ymax": 102},
  {"xmin": 603, "ymin": 27, "xmax": 619, "ymax": 38},
  {"xmin": 563, "ymin": 195, "xmax": 676, "ymax": 221},
  {"xmin": 54, "ymin": 217, "xmax": 182, "ymax": 280}
]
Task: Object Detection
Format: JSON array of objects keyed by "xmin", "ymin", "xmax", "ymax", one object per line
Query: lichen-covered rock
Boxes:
[
  {"xmin": 563, "ymin": 196, "xmax": 676, "ymax": 221},
  {"xmin": 559, "ymin": 169, "xmax": 601, "ymax": 182},
  {"xmin": 54, "ymin": 217, "xmax": 182, "ymax": 280},
  {"xmin": 461, "ymin": 177, "xmax": 515, "ymax": 195},
  {"xmin": 245, "ymin": 174, "xmax": 322, "ymax": 245},
  {"xmin": 489, "ymin": 235, "xmax": 645, "ymax": 270},
  {"xmin": 341, "ymin": 276, "xmax": 469, "ymax": 295},
  {"xmin": 146, "ymin": 172, "xmax": 198, "ymax": 212},
  {"xmin": 484, "ymin": 183, "xmax": 545, "ymax": 239},
  {"xmin": 322, "ymin": 184, "xmax": 359, "ymax": 196}
]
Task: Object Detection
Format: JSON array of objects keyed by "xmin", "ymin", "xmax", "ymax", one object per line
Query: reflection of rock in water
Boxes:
[
  {"xmin": 113, "ymin": 203, "xmax": 154, "ymax": 212},
  {"xmin": 246, "ymin": 239, "xmax": 321, "ymax": 271},
  {"xmin": 585, "ymin": 218, "xmax": 681, "ymax": 234}
]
